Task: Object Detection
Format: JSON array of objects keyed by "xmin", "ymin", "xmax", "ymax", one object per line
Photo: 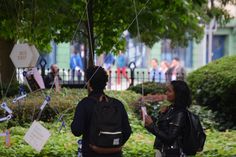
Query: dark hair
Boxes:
[
  {"xmin": 85, "ymin": 66, "xmax": 108, "ymax": 91},
  {"xmin": 171, "ymin": 80, "xmax": 191, "ymax": 108},
  {"xmin": 173, "ymin": 57, "xmax": 180, "ymax": 62},
  {"xmin": 152, "ymin": 58, "xmax": 158, "ymax": 63}
]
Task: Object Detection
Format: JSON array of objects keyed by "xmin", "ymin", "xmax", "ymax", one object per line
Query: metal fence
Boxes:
[{"xmin": 17, "ymin": 68, "xmax": 185, "ymax": 90}]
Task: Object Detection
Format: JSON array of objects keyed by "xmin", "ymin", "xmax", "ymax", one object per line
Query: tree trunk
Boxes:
[
  {"xmin": 84, "ymin": 42, "xmax": 88, "ymax": 70},
  {"xmin": 86, "ymin": 0, "xmax": 95, "ymax": 67},
  {"xmin": 0, "ymin": 38, "xmax": 15, "ymax": 85}
]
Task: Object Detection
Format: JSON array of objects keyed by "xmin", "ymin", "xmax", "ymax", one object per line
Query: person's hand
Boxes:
[
  {"xmin": 140, "ymin": 94, "xmax": 154, "ymax": 102},
  {"xmin": 141, "ymin": 94, "xmax": 167, "ymax": 102},
  {"xmin": 144, "ymin": 115, "xmax": 153, "ymax": 126}
]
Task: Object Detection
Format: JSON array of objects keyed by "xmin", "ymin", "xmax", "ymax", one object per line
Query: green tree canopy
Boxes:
[
  {"xmin": 0, "ymin": 0, "xmax": 234, "ymax": 82},
  {"xmin": 0, "ymin": 0, "xmax": 233, "ymax": 53}
]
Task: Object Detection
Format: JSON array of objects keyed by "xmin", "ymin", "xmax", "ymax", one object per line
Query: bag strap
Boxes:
[
  {"xmin": 89, "ymin": 94, "xmax": 109, "ymax": 103},
  {"xmin": 89, "ymin": 144, "xmax": 122, "ymax": 154},
  {"xmin": 99, "ymin": 94, "xmax": 108, "ymax": 102},
  {"xmin": 186, "ymin": 110, "xmax": 195, "ymax": 130}
]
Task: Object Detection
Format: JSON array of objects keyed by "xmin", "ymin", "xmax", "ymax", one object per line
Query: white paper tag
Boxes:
[
  {"xmin": 40, "ymin": 96, "xmax": 50, "ymax": 111},
  {"xmin": 1, "ymin": 102, "xmax": 13, "ymax": 114},
  {"xmin": 141, "ymin": 106, "xmax": 147, "ymax": 124},
  {"xmin": 113, "ymin": 138, "xmax": 120, "ymax": 145},
  {"xmin": 13, "ymin": 94, "xmax": 27, "ymax": 103},
  {"xmin": 24, "ymin": 121, "xmax": 51, "ymax": 152},
  {"xmin": 54, "ymin": 76, "xmax": 60, "ymax": 92}
]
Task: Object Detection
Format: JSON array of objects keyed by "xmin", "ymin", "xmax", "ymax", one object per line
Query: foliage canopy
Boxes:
[{"xmin": 0, "ymin": 0, "xmax": 233, "ymax": 54}]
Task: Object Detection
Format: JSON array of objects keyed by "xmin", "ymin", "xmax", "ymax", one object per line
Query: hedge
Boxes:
[
  {"xmin": 127, "ymin": 82, "xmax": 166, "ymax": 96},
  {"xmin": 0, "ymin": 89, "xmax": 236, "ymax": 156},
  {"xmin": 0, "ymin": 88, "xmax": 87, "ymax": 126},
  {"xmin": 0, "ymin": 89, "xmax": 156, "ymax": 157},
  {"xmin": 187, "ymin": 55, "xmax": 236, "ymax": 129}
]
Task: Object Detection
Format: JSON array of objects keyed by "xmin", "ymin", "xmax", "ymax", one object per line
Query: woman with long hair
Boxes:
[{"xmin": 144, "ymin": 80, "xmax": 191, "ymax": 157}]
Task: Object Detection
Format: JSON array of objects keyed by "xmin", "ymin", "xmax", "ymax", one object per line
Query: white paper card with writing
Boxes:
[
  {"xmin": 24, "ymin": 121, "xmax": 51, "ymax": 152},
  {"xmin": 141, "ymin": 106, "xmax": 147, "ymax": 124},
  {"xmin": 10, "ymin": 43, "xmax": 39, "ymax": 68}
]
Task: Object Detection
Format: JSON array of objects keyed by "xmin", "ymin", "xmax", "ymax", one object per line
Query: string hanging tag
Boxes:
[
  {"xmin": 57, "ymin": 115, "xmax": 66, "ymax": 133},
  {"xmin": 13, "ymin": 84, "xmax": 27, "ymax": 103},
  {"xmin": 1, "ymin": 102, "xmax": 13, "ymax": 115},
  {"xmin": 13, "ymin": 94, "xmax": 27, "ymax": 103},
  {"xmin": 0, "ymin": 102, "xmax": 13, "ymax": 122},
  {"xmin": 0, "ymin": 130, "xmax": 11, "ymax": 147},
  {"xmin": 40, "ymin": 96, "xmax": 51, "ymax": 111}
]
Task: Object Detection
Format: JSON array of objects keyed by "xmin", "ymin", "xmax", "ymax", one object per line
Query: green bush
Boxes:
[
  {"xmin": 0, "ymin": 88, "xmax": 87, "ymax": 126},
  {"xmin": 0, "ymin": 124, "xmax": 78, "ymax": 157},
  {"xmin": 1, "ymin": 124, "xmax": 236, "ymax": 157},
  {"xmin": 189, "ymin": 105, "xmax": 219, "ymax": 130},
  {"xmin": 187, "ymin": 56, "xmax": 236, "ymax": 129},
  {"xmin": 128, "ymin": 82, "xmax": 166, "ymax": 96},
  {"xmin": 0, "ymin": 89, "xmax": 236, "ymax": 156},
  {"xmin": 0, "ymin": 89, "xmax": 156, "ymax": 157},
  {"xmin": 0, "ymin": 81, "xmax": 29, "ymax": 99},
  {"xmin": 197, "ymin": 129, "xmax": 236, "ymax": 157},
  {"xmin": 1, "ymin": 88, "xmax": 138, "ymax": 127},
  {"xmin": 128, "ymin": 81, "xmax": 168, "ymax": 120}
]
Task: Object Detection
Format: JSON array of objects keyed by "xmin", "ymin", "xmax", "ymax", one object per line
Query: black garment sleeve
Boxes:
[
  {"xmin": 44, "ymin": 74, "xmax": 52, "ymax": 88},
  {"xmin": 147, "ymin": 111, "xmax": 186, "ymax": 145},
  {"xmin": 71, "ymin": 100, "xmax": 86, "ymax": 137},
  {"xmin": 146, "ymin": 122, "xmax": 156, "ymax": 135}
]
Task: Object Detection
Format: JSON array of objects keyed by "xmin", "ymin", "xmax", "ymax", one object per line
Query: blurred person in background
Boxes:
[
  {"xmin": 116, "ymin": 51, "xmax": 130, "ymax": 85},
  {"xmin": 166, "ymin": 57, "xmax": 185, "ymax": 82},
  {"xmin": 44, "ymin": 64, "xmax": 61, "ymax": 91},
  {"xmin": 149, "ymin": 58, "xmax": 161, "ymax": 82},
  {"xmin": 70, "ymin": 47, "xmax": 84, "ymax": 81},
  {"xmin": 170, "ymin": 57, "xmax": 185, "ymax": 81},
  {"xmin": 103, "ymin": 52, "xmax": 115, "ymax": 89},
  {"xmin": 160, "ymin": 60, "xmax": 170, "ymax": 83}
]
